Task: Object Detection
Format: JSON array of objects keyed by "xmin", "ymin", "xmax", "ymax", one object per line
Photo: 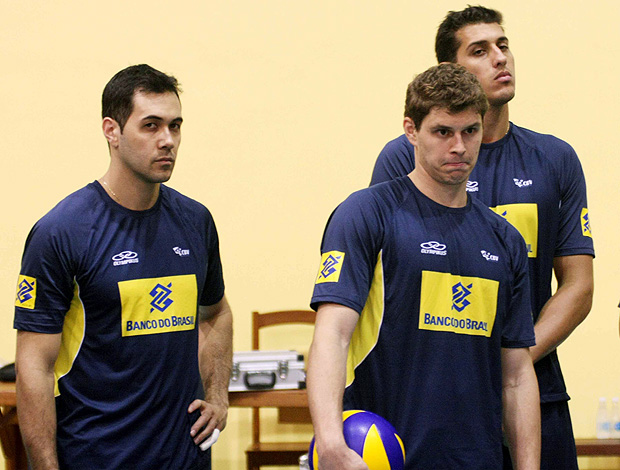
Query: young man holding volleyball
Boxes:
[
  {"xmin": 371, "ymin": 8, "xmax": 594, "ymax": 468},
  {"xmin": 308, "ymin": 63, "xmax": 540, "ymax": 469}
]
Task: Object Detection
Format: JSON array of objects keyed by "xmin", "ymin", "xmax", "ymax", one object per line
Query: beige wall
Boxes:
[{"xmin": 1, "ymin": 1, "xmax": 618, "ymax": 468}]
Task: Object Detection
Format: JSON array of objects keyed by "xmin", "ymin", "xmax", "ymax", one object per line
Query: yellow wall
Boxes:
[{"xmin": 1, "ymin": 1, "xmax": 618, "ymax": 469}]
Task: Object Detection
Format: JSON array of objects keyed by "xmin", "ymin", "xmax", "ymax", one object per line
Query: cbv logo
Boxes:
[
  {"xmin": 513, "ymin": 178, "xmax": 533, "ymax": 188},
  {"xmin": 452, "ymin": 282, "xmax": 473, "ymax": 312},
  {"xmin": 150, "ymin": 283, "xmax": 173, "ymax": 313}
]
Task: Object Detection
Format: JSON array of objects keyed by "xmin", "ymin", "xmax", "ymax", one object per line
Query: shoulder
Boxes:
[
  {"xmin": 160, "ymin": 185, "xmax": 214, "ymax": 222},
  {"xmin": 32, "ymin": 184, "xmax": 102, "ymax": 235},
  {"xmin": 511, "ymin": 123, "xmax": 578, "ymax": 161},
  {"xmin": 379, "ymin": 134, "xmax": 414, "ymax": 156},
  {"xmin": 327, "ymin": 178, "xmax": 412, "ymax": 238},
  {"xmin": 340, "ymin": 177, "xmax": 411, "ymax": 214}
]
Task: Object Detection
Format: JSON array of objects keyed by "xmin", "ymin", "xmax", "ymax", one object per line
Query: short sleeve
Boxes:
[
  {"xmin": 14, "ymin": 220, "xmax": 79, "ymax": 333},
  {"xmin": 501, "ymin": 226, "xmax": 536, "ymax": 348},
  {"xmin": 199, "ymin": 212, "xmax": 225, "ymax": 307},
  {"xmin": 370, "ymin": 135, "xmax": 416, "ymax": 186},
  {"xmin": 311, "ymin": 192, "xmax": 385, "ymax": 313}
]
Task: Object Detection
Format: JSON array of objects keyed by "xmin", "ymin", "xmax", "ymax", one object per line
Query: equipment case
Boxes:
[{"xmin": 229, "ymin": 350, "xmax": 306, "ymax": 392}]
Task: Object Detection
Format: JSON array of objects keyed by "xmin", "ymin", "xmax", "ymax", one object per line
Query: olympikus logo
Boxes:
[
  {"xmin": 513, "ymin": 178, "xmax": 533, "ymax": 188},
  {"xmin": 112, "ymin": 251, "xmax": 139, "ymax": 266},
  {"xmin": 481, "ymin": 250, "xmax": 499, "ymax": 262},
  {"xmin": 466, "ymin": 181, "xmax": 479, "ymax": 192},
  {"xmin": 173, "ymin": 246, "xmax": 190, "ymax": 257},
  {"xmin": 420, "ymin": 241, "xmax": 447, "ymax": 256}
]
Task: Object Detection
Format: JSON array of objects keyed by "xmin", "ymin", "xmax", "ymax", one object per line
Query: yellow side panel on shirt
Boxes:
[
  {"xmin": 490, "ymin": 203, "xmax": 538, "ymax": 258},
  {"xmin": 119, "ymin": 274, "xmax": 197, "ymax": 337},
  {"xmin": 419, "ymin": 271, "xmax": 498, "ymax": 338},
  {"xmin": 54, "ymin": 281, "xmax": 86, "ymax": 397},
  {"xmin": 581, "ymin": 208, "xmax": 592, "ymax": 238},
  {"xmin": 346, "ymin": 251, "xmax": 384, "ymax": 388},
  {"xmin": 15, "ymin": 275, "xmax": 37, "ymax": 309}
]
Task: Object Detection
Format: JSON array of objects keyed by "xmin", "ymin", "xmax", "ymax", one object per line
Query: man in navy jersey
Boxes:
[
  {"xmin": 370, "ymin": 7, "xmax": 594, "ymax": 469},
  {"xmin": 14, "ymin": 64, "xmax": 233, "ymax": 470},
  {"xmin": 308, "ymin": 63, "xmax": 540, "ymax": 470}
]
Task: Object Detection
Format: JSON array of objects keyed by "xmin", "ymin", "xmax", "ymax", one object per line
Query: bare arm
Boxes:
[
  {"xmin": 530, "ymin": 254, "xmax": 593, "ymax": 363},
  {"xmin": 502, "ymin": 347, "xmax": 540, "ymax": 470},
  {"xmin": 16, "ymin": 331, "xmax": 62, "ymax": 470},
  {"xmin": 307, "ymin": 303, "xmax": 368, "ymax": 470},
  {"xmin": 187, "ymin": 295, "xmax": 233, "ymax": 445}
]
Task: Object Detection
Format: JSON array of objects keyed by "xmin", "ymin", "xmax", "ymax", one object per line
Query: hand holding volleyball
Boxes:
[{"xmin": 309, "ymin": 410, "xmax": 405, "ymax": 470}]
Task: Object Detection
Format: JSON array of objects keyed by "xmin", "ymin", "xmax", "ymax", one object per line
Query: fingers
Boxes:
[
  {"xmin": 188, "ymin": 400, "xmax": 228, "ymax": 447},
  {"xmin": 199, "ymin": 428, "xmax": 220, "ymax": 451}
]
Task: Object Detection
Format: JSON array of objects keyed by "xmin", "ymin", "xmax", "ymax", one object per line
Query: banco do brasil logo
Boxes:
[
  {"xmin": 17, "ymin": 278, "xmax": 35, "ymax": 303},
  {"xmin": 150, "ymin": 282, "xmax": 173, "ymax": 313},
  {"xmin": 452, "ymin": 282, "xmax": 473, "ymax": 312}
]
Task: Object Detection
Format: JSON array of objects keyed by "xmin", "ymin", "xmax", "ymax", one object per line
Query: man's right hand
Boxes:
[{"xmin": 316, "ymin": 445, "xmax": 369, "ymax": 470}]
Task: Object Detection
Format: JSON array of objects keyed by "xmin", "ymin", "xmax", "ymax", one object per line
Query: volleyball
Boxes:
[{"xmin": 308, "ymin": 410, "xmax": 405, "ymax": 470}]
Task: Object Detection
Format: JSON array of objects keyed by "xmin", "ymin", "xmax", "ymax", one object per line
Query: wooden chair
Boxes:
[{"xmin": 246, "ymin": 310, "xmax": 316, "ymax": 470}]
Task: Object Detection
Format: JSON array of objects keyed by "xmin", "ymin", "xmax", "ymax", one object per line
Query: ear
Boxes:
[
  {"xmin": 102, "ymin": 117, "xmax": 120, "ymax": 148},
  {"xmin": 403, "ymin": 117, "xmax": 418, "ymax": 146}
]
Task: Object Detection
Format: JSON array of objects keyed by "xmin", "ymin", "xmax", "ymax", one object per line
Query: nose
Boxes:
[
  {"xmin": 452, "ymin": 134, "xmax": 466, "ymax": 155},
  {"xmin": 159, "ymin": 128, "xmax": 175, "ymax": 149},
  {"xmin": 492, "ymin": 46, "xmax": 507, "ymax": 68}
]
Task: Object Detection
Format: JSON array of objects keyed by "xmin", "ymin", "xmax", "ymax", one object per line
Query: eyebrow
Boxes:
[
  {"xmin": 467, "ymin": 36, "xmax": 509, "ymax": 49},
  {"xmin": 141, "ymin": 115, "xmax": 183, "ymax": 124}
]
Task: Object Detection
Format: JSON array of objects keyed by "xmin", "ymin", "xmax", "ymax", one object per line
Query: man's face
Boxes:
[
  {"xmin": 406, "ymin": 107, "xmax": 483, "ymax": 187},
  {"xmin": 455, "ymin": 22, "xmax": 515, "ymax": 107},
  {"xmin": 115, "ymin": 91, "xmax": 183, "ymax": 184}
]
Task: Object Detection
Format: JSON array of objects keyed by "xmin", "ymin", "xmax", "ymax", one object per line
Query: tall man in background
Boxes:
[
  {"xmin": 14, "ymin": 64, "xmax": 233, "ymax": 470},
  {"xmin": 370, "ymin": 6, "xmax": 594, "ymax": 469},
  {"xmin": 309, "ymin": 63, "xmax": 540, "ymax": 470}
]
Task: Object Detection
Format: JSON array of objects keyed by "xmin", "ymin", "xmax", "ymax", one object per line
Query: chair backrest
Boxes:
[{"xmin": 251, "ymin": 310, "xmax": 316, "ymax": 444}]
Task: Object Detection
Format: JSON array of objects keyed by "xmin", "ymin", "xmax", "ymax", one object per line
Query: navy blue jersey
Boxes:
[
  {"xmin": 14, "ymin": 182, "xmax": 224, "ymax": 470},
  {"xmin": 311, "ymin": 177, "xmax": 535, "ymax": 469},
  {"xmin": 370, "ymin": 124, "xmax": 594, "ymax": 402}
]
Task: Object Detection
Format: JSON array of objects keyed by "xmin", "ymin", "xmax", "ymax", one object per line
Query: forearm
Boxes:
[
  {"xmin": 307, "ymin": 324, "xmax": 349, "ymax": 450},
  {"xmin": 530, "ymin": 255, "xmax": 593, "ymax": 363},
  {"xmin": 16, "ymin": 365, "xmax": 59, "ymax": 469},
  {"xmin": 198, "ymin": 300, "xmax": 233, "ymax": 407},
  {"xmin": 502, "ymin": 350, "xmax": 541, "ymax": 470},
  {"xmin": 307, "ymin": 305, "xmax": 367, "ymax": 470}
]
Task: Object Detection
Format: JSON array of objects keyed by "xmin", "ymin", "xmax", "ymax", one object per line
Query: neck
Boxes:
[
  {"xmin": 408, "ymin": 172, "xmax": 468, "ymax": 208},
  {"xmin": 481, "ymin": 103, "xmax": 510, "ymax": 144},
  {"xmin": 99, "ymin": 171, "xmax": 160, "ymax": 211}
]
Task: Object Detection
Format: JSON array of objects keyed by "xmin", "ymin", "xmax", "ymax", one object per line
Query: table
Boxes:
[
  {"xmin": 0, "ymin": 382, "xmax": 308, "ymax": 470},
  {"xmin": 0, "ymin": 382, "xmax": 25, "ymax": 470}
]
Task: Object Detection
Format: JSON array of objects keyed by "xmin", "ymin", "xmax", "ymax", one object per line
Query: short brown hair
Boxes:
[
  {"xmin": 404, "ymin": 63, "xmax": 488, "ymax": 130},
  {"xmin": 102, "ymin": 64, "xmax": 181, "ymax": 132},
  {"xmin": 435, "ymin": 5, "xmax": 503, "ymax": 63}
]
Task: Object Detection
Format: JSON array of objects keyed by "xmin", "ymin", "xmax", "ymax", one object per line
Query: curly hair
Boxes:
[{"xmin": 404, "ymin": 63, "xmax": 488, "ymax": 129}]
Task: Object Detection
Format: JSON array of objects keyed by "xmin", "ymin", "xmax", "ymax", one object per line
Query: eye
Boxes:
[
  {"xmin": 473, "ymin": 48, "xmax": 486, "ymax": 56},
  {"xmin": 437, "ymin": 129, "xmax": 450, "ymax": 136},
  {"xmin": 144, "ymin": 122, "xmax": 157, "ymax": 129},
  {"xmin": 170, "ymin": 122, "xmax": 182, "ymax": 131}
]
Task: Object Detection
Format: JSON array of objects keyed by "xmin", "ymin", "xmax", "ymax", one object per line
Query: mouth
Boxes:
[
  {"xmin": 495, "ymin": 70, "xmax": 512, "ymax": 82},
  {"xmin": 444, "ymin": 161, "xmax": 470, "ymax": 170}
]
